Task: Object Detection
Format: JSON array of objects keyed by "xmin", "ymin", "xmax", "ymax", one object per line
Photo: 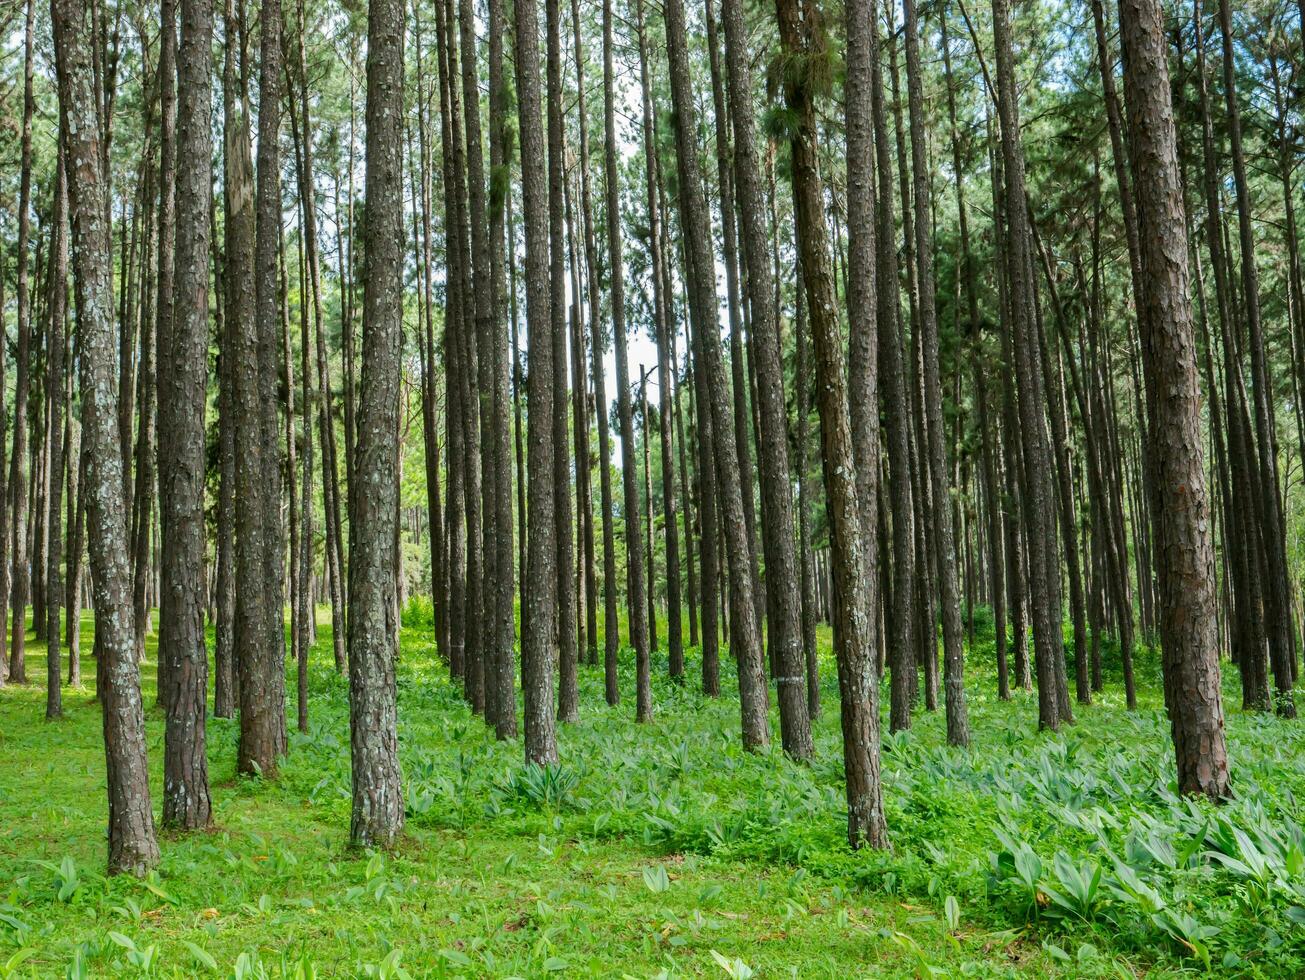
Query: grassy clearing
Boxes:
[{"xmin": 0, "ymin": 605, "xmax": 1301, "ymax": 977}]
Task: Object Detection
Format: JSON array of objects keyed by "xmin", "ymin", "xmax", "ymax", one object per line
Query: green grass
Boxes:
[{"xmin": 0, "ymin": 604, "xmax": 1302, "ymax": 977}]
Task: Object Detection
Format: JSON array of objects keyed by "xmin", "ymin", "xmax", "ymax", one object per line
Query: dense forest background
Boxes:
[{"xmin": 1, "ymin": 0, "xmax": 1304, "ymax": 971}]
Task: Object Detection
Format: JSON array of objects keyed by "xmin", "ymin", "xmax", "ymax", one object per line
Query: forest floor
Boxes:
[{"xmin": 1, "ymin": 605, "xmax": 1303, "ymax": 978}]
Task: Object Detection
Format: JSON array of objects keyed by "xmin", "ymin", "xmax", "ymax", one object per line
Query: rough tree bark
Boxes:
[
  {"xmin": 864, "ymin": 0, "xmax": 917, "ymax": 732},
  {"xmin": 348, "ymin": 0, "xmax": 406, "ymax": 847},
  {"xmin": 159, "ymin": 0, "xmax": 214, "ymax": 829},
  {"xmin": 720, "ymin": 0, "xmax": 812, "ymax": 759},
  {"xmin": 216, "ymin": 0, "xmax": 248, "ymax": 722},
  {"xmin": 44, "ymin": 149, "xmax": 69, "ymax": 721},
  {"xmin": 516, "ymin": 0, "xmax": 559, "ymax": 766},
  {"xmin": 1117, "ymin": 0, "xmax": 1230, "ymax": 799},
  {"xmin": 903, "ymin": 0, "xmax": 969, "ymax": 745},
  {"xmin": 7, "ymin": 0, "xmax": 38, "ymax": 685},
  {"xmin": 547, "ymin": 0, "xmax": 579, "ymax": 722},
  {"xmin": 239, "ymin": 0, "xmax": 289, "ymax": 775},
  {"xmin": 604, "ymin": 0, "xmax": 650, "ymax": 720},
  {"xmin": 991, "ymin": 0, "xmax": 1070, "ymax": 728},
  {"xmin": 52, "ymin": 0, "xmax": 162, "ymax": 872},
  {"xmin": 662, "ymin": 0, "xmax": 769, "ymax": 749},
  {"xmin": 487, "ymin": 0, "xmax": 518, "ymax": 740},
  {"xmin": 779, "ymin": 0, "xmax": 887, "ymax": 847}
]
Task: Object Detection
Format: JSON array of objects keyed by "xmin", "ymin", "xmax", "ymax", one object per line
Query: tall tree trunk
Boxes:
[
  {"xmin": 7, "ymin": 0, "xmax": 39, "ymax": 684},
  {"xmin": 903, "ymin": 0, "xmax": 969, "ymax": 745},
  {"xmin": 435, "ymin": 0, "xmax": 467, "ymax": 684},
  {"xmin": 217, "ymin": 0, "xmax": 250, "ymax": 721},
  {"xmin": 663, "ymin": 0, "xmax": 768, "ymax": 749},
  {"xmin": 52, "ymin": 0, "xmax": 161, "ymax": 872},
  {"xmin": 719, "ymin": 0, "xmax": 812, "ymax": 759},
  {"xmin": 340, "ymin": 56, "xmax": 359, "ymax": 491},
  {"xmin": 866, "ymin": 0, "xmax": 917, "ymax": 732},
  {"xmin": 631, "ymin": 3, "xmax": 682, "ymax": 679},
  {"xmin": 159, "ymin": 0, "xmax": 215, "ymax": 829},
  {"xmin": 588, "ymin": 172, "xmax": 620, "ymax": 702},
  {"xmin": 991, "ymin": 0, "xmax": 1069, "ymax": 728},
  {"xmin": 439, "ymin": 0, "xmax": 483, "ymax": 714},
  {"xmin": 280, "ymin": 221, "xmax": 303, "ymax": 738},
  {"xmin": 457, "ymin": 0, "xmax": 497, "ymax": 727},
  {"xmin": 779, "ymin": 0, "xmax": 886, "ymax": 846},
  {"xmin": 289, "ymin": 0, "xmax": 348, "ymax": 675},
  {"xmin": 45, "ymin": 149, "xmax": 69, "ymax": 721},
  {"xmin": 1031, "ymin": 239, "xmax": 1091, "ymax": 706},
  {"xmin": 563, "ymin": 172, "xmax": 591, "ymax": 680},
  {"xmin": 942, "ymin": 13, "xmax": 1006, "ymax": 703},
  {"xmin": 294, "ymin": 199, "xmax": 314, "ymax": 733},
  {"xmin": 239, "ymin": 0, "xmax": 289, "ymax": 776},
  {"xmin": 793, "ymin": 257, "xmax": 820, "ymax": 718},
  {"xmin": 510, "ymin": 191, "xmax": 526, "ymax": 638},
  {"xmin": 348, "ymin": 0, "xmax": 406, "ymax": 847},
  {"xmin": 487, "ymin": 0, "xmax": 517, "ymax": 739},
  {"xmin": 139, "ymin": 2, "xmax": 174, "ymax": 680},
  {"xmin": 132, "ymin": 117, "xmax": 158, "ymax": 672},
  {"xmin": 32, "ymin": 357, "xmax": 49, "ymax": 645},
  {"xmin": 547, "ymin": 0, "xmax": 578, "ymax": 723},
  {"xmin": 888, "ymin": 29, "xmax": 936, "ymax": 711},
  {"xmin": 703, "ymin": 0, "xmax": 761, "ymax": 639},
  {"xmin": 1191, "ymin": 0, "xmax": 1267, "ymax": 710},
  {"xmin": 66, "ymin": 425, "xmax": 85, "ymax": 687},
  {"xmin": 516, "ymin": 0, "xmax": 559, "ymax": 767},
  {"xmin": 1215, "ymin": 0, "xmax": 1294, "ymax": 716},
  {"xmin": 641, "ymin": 370, "xmax": 659, "ymax": 656},
  {"xmin": 1117, "ymin": 0, "xmax": 1230, "ymax": 799},
  {"xmin": 670, "ymin": 315, "xmax": 700, "ymax": 652},
  {"xmin": 413, "ymin": 0, "xmax": 444, "ymax": 672},
  {"xmin": 605, "ymin": 0, "xmax": 651, "ymax": 721}
]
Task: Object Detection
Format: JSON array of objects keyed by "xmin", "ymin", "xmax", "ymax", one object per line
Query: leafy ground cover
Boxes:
[{"xmin": 0, "ymin": 606, "xmax": 1302, "ymax": 977}]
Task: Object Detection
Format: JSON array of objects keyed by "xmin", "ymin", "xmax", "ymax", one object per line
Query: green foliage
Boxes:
[
  {"xmin": 1, "ymin": 609, "xmax": 1303, "ymax": 975},
  {"xmin": 495, "ymin": 764, "xmax": 581, "ymax": 811}
]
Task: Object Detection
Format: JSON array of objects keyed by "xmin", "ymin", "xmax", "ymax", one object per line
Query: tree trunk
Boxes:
[
  {"xmin": 1117, "ymin": 0, "xmax": 1230, "ymax": 799},
  {"xmin": 516, "ymin": 0, "xmax": 559, "ymax": 767},
  {"xmin": 216, "ymin": 0, "xmax": 248, "ymax": 721},
  {"xmin": 942, "ymin": 13, "xmax": 1006, "ymax": 703},
  {"xmin": 457, "ymin": 0, "xmax": 497, "ymax": 727},
  {"xmin": 603, "ymin": 0, "xmax": 650, "ymax": 720},
  {"xmin": 137, "ymin": 3, "xmax": 172, "ymax": 683},
  {"xmin": 52, "ymin": 0, "xmax": 161, "ymax": 872},
  {"xmin": 718, "ymin": 0, "xmax": 811, "ymax": 758},
  {"xmin": 991, "ymin": 0, "xmax": 1069, "ymax": 728},
  {"xmin": 289, "ymin": 0, "xmax": 348, "ymax": 676},
  {"xmin": 1215, "ymin": 0, "xmax": 1294, "ymax": 716},
  {"xmin": 703, "ymin": 0, "xmax": 761, "ymax": 642},
  {"xmin": 239, "ymin": 0, "xmax": 289, "ymax": 776},
  {"xmin": 630, "ymin": 1, "xmax": 681, "ymax": 681},
  {"xmin": 487, "ymin": 0, "xmax": 517, "ymax": 739},
  {"xmin": 663, "ymin": 0, "xmax": 768, "ymax": 750},
  {"xmin": 865, "ymin": 0, "xmax": 917, "ymax": 732},
  {"xmin": 547, "ymin": 0, "xmax": 579, "ymax": 723},
  {"xmin": 1029, "ymin": 225, "xmax": 1092, "ymax": 707},
  {"xmin": 348, "ymin": 0, "xmax": 406, "ymax": 847},
  {"xmin": 641, "ymin": 370, "xmax": 659, "ymax": 658},
  {"xmin": 779, "ymin": 0, "xmax": 886, "ymax": 847},
  {"xmin": 66, "ymin": 425, "xmax": 84, "ymax": 686},
  {"xmin": 45, "ymin": 149, "xmax": 69, "ymax": 721},
  {"xmin": 158, "ymin": 0, "xmax": 215, "ymax": 829},
  {"xmin": 903, "ymin": 0, "xmax": 969, "ymax": 746},
  {"xmin": 434, "ymin": 0, "xmax": 466, "ymax": 685},
  {"xmin": 563, "ymin": 167, "xmax": 591, "ymax": 678},
  {"xmin": 280, "ymin": 218, "xmax": 303, "ymax": 740},
  {"xmin": 793, "ymin": 256, "xmax": 820, "ymax": 718},
  {"xmin": 7, "ymin": 0, "xmax": 38, "ymax": 685}
]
